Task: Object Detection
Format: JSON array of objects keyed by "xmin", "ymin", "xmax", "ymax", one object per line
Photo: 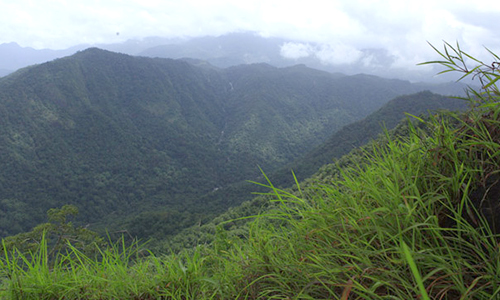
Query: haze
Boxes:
[{"xmin": 1, "ymin": 0, "xmax": 499, "ymax": 80}]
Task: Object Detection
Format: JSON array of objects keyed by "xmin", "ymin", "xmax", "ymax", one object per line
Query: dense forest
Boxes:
[
  {"xmin": 0, "ymin": 48, "xmax": 465, "ymax": 238},
  {"xmin": 126, "ymin": 91, "xmax": 467, "ymax": 245},
  {"xmin": 0, "ymin": 42, "xmax": 499, "ymax": 299}
]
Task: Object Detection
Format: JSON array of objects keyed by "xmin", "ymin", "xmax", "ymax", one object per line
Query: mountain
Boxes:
[
  {"xmin": 0, "ymin": 48, "xmax": 466, "ymax": 237},
  {"xmin": 0, "ymin": 37, "xmax": 177, "ymax": 74},
  {"xmin": 0, "ymin": 42, "xmax": 83, "ymax": 71},
  {"xmin": 158, "ymin": 91, "xmax": 468, "ymax": 239},
  {"xmin": 137, "ymin": 32, "xmax": 462, "ymax": 82},
  {"xmin": 0, "ymin": 69, "xmax": 12, "ymax": 77},
  {"xmin": 139, "ymin": 32, "xmax": 287, "ymax": 68},
  {"xmin": 270, "ymin": 91, "xmax": 468, "ymax": 187},
  {"xmin": 1, "ymin": 33, "xmax": 465, "ymax": 83}
]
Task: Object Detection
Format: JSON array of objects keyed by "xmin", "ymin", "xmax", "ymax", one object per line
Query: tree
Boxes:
[{"xmin": 1, "ymin": 205, "xmax": 105, "ymax": 259}]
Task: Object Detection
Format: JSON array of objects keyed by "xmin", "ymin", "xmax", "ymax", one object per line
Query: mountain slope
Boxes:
[
  {"xmin": 271, "ymin": 91, "xmax": 468, "ymax": 186},
  {"xmin": 0, "ymin": 49, "xmax": 229, "ymax": 234},
  {"xmin": 0, "ymin": 48, "xmax": 464, "ymax": 237},
  {"xmin": 153, "ymin": 91, "xmax": 468, "ymax": 244}
]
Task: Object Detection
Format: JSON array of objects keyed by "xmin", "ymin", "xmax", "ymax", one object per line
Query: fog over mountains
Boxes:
[{"xmin": 0, "ymin": 32, "xmax": 451, "ymax": 82}]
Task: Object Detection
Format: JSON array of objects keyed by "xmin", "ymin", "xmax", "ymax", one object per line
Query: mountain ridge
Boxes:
[
  {"xmin": 0, "ymin": 48, "xmax": 468, "ymax": 237},
  {"xmin": 0, "ymin": 33, "xmax": 461, "ymax": 82},
  {"xmin": 171, "ymin": 90, "xmax": 468, "ymax": 236}
]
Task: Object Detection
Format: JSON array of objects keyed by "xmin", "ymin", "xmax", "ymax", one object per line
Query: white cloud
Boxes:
[
  {"xmin": 280, "ymin": 42, "xmax": 313, "ymax": 59},
  {"xmin": 315, "ymin": 43, "xmax": 363, "ymax": 65},
  {"xmin": 0, "ymin": 0, "xmax": 498, "ymax": 77}
]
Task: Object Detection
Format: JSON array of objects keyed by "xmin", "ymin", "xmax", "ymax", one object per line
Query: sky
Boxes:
[{"xmin": 1, "ymin": 0, "xmax": 500, "ymax": 74}]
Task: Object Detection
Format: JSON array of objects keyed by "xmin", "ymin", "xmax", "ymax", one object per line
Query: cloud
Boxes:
[
  {"xmin": 0, "ymin": 0, "xmax": 498, "ymax": 80},
  {"xmin": 280, "ymin": 42, "xmax": 364, "ymax": 65},
  {"xmin": 315, "ymin": 43, "xmax": 363, "ymax": 65},
  {"xmin": 280, "ymin": 42, "xmax": 313, "ymax": 59}
]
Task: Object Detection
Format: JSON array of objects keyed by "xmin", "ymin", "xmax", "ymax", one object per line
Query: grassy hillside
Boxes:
[{"xmin": 1, "ymin": 42, "xmax": 499, "ymax": 299}]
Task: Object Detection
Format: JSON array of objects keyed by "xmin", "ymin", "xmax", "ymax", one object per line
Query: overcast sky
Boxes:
[{"xmin": 1, "ymin": 0, "xmax": 499, "ymax": 73}]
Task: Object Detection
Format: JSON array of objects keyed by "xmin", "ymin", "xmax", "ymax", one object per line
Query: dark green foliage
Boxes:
[
  {"xmin": 1, "ymin": 205, "xmax": 105, "ymax": 258},
  {"xmin": 2, "ymin": 99, "xmax": 498, "ymax": 299},
  {"xmin": 0, "ymin": 48, "xmax": 466, "ymax": 239},
  {"xmin": 1, "ymin": 41, "xmax": 500, "ymax": 299},
  {"xmin": 270, "ymin": 91, "xmax": 468, "ymax": 186},
  {"xmin": 124, "ymin": 92, "xmax": 468, "ymax": 246}
]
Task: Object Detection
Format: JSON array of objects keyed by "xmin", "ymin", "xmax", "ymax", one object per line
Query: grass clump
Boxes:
[
  {"xmin": 1, "ymin": 41, "xmax": 500, "ymax": 299},
  {"xmin": 232, "ymin": 42, "xmax": 500, "ymax": 299},
  {"xmin": 0, "ymin": 236, "xmax": 243, "ymax": 299},
  {"xmin": 240, "ymin": 113, "xmax": 500, "ymax": 298}
]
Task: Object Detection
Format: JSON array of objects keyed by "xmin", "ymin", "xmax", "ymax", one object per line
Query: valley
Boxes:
[
  {"xmin": 0, "ymin": 41, "xmax": 497, "ymax": 299},
  {"xmin": 0, "ymin": 47, "xmax": 465, "ymax": 240},
  {"xmin": 1, "ymin": 1, "xmax": 497, "ymax": 296}
]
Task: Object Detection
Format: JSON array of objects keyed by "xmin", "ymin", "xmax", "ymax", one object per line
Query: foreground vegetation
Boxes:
[{"xmin": 1, "ymin": 42, "xmax": 500, "ymax": 299}]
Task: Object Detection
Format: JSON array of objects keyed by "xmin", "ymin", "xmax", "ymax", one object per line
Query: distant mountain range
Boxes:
[
  {"xmin": 0, "ymin": 32, "xmax": 455, "ymax": 82},
  {"xmin": 0, "ymin": 42, "xmax": 82, "ymax": 75},
  {"xmin": 0, "ymin": 48, "xmax": 467, "ymax": 237}
]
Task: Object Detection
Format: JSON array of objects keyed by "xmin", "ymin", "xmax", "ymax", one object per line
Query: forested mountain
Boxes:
[
  {"xmin": 124, "ymin": 91, "xmax": 468, "ymax": 246},
  {"xmin": 270, "ymin": 91, "xmax": 468, "ymax": 187},
  {"xmin": 0, "ymin": 33, "xmax": 466, "ymax": 83},
  {"xmin": 0, "ymin": 48, "xmax": 465, "ymax": 237},
  {"xmin": 2, "ymin": 41, "xmax": 499, "ymax": 299}
]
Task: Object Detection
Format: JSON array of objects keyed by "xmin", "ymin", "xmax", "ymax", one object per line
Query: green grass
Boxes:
[
  {"xmin": 0, "ymin": 235, "xmax": 243, "ymax": 299},
  {"xmin": 233, "ymin": 107, "xmax": 500, "ymax": 298},
  {"xmin": 1, "ymin": 42, "xmax": 500, "ymax": 299},
  {"xmin": 2, "ymin": 102, "xmax": 499, "ymax": 299}
]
